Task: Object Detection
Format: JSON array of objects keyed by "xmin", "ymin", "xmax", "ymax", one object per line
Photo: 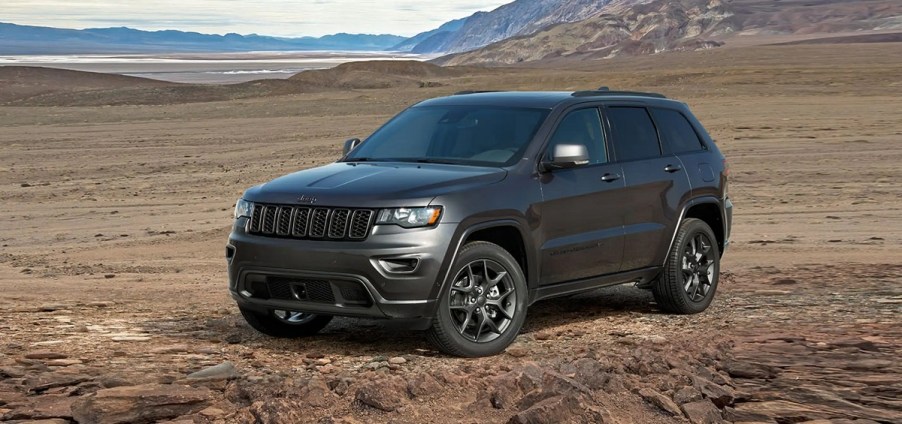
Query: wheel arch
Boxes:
[
  {"xmin": 680, "ymin": 197, "xmax": 727, "ymax": 256},
  {"xmin": 433, "ymin": 219, "xmax": 537, "ymax": 301}
]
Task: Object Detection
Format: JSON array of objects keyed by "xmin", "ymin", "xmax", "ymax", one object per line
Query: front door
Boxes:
[{"xmin": 537, "ymin": 107, "xmax": 626, "ymax": 285}]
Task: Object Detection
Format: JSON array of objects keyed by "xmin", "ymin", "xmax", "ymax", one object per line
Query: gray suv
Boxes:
[{"xmin": 226, "ymin": 89, "xmax": 732, "ymax": 357}]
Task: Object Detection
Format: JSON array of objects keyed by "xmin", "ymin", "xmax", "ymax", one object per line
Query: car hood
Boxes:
[{"xmin": 243, "ymin": 162, "xmax": 508, "ymax": 207}]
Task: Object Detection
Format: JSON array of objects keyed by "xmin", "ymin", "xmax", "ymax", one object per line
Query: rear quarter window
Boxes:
[{"xmin": 651, "ymin": 108, "xmax": 705, "ymax": 154}]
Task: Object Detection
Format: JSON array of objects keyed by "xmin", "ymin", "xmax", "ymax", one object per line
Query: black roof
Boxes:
[{"xmin": 416, "ymin": 90, "xmax": 678, "ymax": 110}]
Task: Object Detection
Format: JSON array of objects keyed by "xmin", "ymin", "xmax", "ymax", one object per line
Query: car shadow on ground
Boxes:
[{"xmin": 157, "ymin": 284, "xmax": 659, "ymax": 358}]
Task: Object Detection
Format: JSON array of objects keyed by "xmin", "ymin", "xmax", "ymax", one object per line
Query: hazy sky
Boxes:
[{"xmin": 3, "ymin": 1, "xmax": 512, "ymax": 37}]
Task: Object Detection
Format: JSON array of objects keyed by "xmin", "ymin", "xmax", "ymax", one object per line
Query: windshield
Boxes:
[{"xmin": 345, "ymin": 105, "xmax": 550, "ymax": 167}]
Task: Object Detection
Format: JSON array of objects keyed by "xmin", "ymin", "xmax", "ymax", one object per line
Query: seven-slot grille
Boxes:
[{"xmin": 249, "ymin": 203, "xmax": 374, "ymax": 240}]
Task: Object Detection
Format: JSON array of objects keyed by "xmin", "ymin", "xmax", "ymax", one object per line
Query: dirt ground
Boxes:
[{"xmin": 1, "ymin": 42, "xmax": 900, "ymax": 423}]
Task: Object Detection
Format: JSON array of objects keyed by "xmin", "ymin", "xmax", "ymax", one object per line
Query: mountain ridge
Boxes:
[
  {"xmin": 434, "ymin": 0, "xmax": 902, "ymax": 66},
  {"xmin": 0, "ymin": 22, "xmax": 407, "ymax": 54}
]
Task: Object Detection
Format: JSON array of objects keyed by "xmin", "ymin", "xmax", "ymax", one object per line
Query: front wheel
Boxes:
[
  {"xmin": 427, "ymin": 241, "xmax": 527, "ymax": 357},
  {"xmin": 239, "ymin": 307, "xmax": 333, "ymax": 338},
  {"xmin": 653, "ymin": 218, "xmax": 721, "ymax": 314}
]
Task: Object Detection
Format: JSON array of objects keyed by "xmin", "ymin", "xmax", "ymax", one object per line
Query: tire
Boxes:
[
  {"xmin": 427, "ymin": 241, "xmax": 528, "ymax": 357},
  {"xmin": 239, "ymin": 306, "xmax": 333, "ymax": 338},
  {"xmin": 653, "ymin": 218, "xmax": 721, "ymax": 314}
]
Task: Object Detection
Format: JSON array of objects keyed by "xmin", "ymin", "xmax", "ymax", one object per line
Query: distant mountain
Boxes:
[
  {"xmin": 389, "ymin": 18, "xmax": 468, "ymax": 52},
  {"xmin": 435, "ymin": 0, "xmax": 902, "ymax": 65},
  {"xmin": 402, "ymin": 0, "xmax": 617, "ymax": 54},
  {"xmin": 0, "ymin": 22, "xmax": 406, "ymax": 54}
]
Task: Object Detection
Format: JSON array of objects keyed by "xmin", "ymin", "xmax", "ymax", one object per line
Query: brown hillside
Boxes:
[
  {"xmin": 1, "ymin": 61, "xmax": 481, "ymax": 107},
  {"xmin": 0, "ymin": 66, "xmax": 176, "ymax": 104}
]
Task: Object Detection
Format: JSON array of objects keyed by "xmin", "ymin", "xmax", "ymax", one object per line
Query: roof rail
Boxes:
[
  {"xmin": 453, "ymin": 90, "xmax": 499, "ymax": 95},
  {"xmin": 572, "ymin": 90, "xmax": 667, "ymax": 99}
]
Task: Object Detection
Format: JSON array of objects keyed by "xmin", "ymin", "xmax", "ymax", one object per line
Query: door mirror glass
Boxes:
[
  {"xmin": 342, "ymin": 138, "xmax": 362, "ymax": 156},
  {"xmin": 542, "ymin": 143, "xmax": 590, "ymax": 171}
]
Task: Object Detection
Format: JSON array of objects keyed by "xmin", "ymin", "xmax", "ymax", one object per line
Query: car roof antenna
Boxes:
[{"xmin": 597, "ymin": 86, "xmax": 610, "ymax": 91}]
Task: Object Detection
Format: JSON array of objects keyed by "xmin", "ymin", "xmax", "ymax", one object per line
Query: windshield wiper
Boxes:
[{"xmin": 403, "ymin": 158, "xmax": 462, "ymax": 165}]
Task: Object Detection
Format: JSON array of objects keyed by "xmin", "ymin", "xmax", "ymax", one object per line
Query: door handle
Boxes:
[
  {"xmin": 601, "ymin": 173, "xmax": 621, "ymax": 182},
  {"xmin": 664, "ymin": 165, "xmax": 682, "ymax": 173}
]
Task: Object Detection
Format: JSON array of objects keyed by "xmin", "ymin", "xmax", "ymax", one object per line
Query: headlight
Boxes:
[
  {"xmin": 376, "ymin": 207, "xmax": 442, "ymax": 228},
  {"xmin": 234, "ymin": 199, "xmax": 253, "ymax": 219}
]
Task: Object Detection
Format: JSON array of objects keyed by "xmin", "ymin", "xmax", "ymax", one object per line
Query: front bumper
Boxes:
[{"xmin": 226, "ymin": 217, "xmax": 455, "ymax": 321}]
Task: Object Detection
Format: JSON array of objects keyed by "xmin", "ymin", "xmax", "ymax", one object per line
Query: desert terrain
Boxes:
[{"xmin": 0, "ymin": 41, "xmax": 900, "ymax": 423}]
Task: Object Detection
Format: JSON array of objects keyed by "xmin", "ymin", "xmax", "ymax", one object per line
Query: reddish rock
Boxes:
[
  {"xmin": 508, "ymin": 394, "xmax": 604, "ymax": 424},
  {"xmin": 299, "ymin": 377, "xmax": 335, "ymax": 408},
  {"xmin": 560, "ymin": 358, "xmax": 610, "ymax": 390},
  {"xmin": 355, "ymin": 377, "xmax": 408, "ymax": 412},
  {"xmin": 70, "ymin": 383, "xmax": 212, "ymax": 424},
  {"xmin": 673, "ymin": 386, "xmax": 703, "ymax": 405},
  {"xmin": 692, "ymin": 376, "xmax": 735, "ymax": 408},
  {"xmin": 1, "ymin": 394, "xmax": 75, "ymax": 420},
  {"xmin": 638, "ymin": 388, "xmax": 682, "ymax": 416},
  {"xmin": 719, "ymin": 359, "xmax": 778, "ymax": 379},
  {"xmin": 407, "ymin": 372, "xmax": 442, "ymax": 398},
  {"xmin": 681, "ymin": 399, "xmax": 723, "ymax": 424},
  {"xmin": 24, "ymin": 352, "xmax": 68, "ymax": 360},
  {"xmin": 26, "ymin": 374, "xmax": 91, "ymax": 393}
]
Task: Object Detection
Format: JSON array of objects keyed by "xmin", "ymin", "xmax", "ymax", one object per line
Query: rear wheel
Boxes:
[
  {"xmin": 239, "ymin": 306, "xmax": 333, "ymax": 338},
  {"xmin": 653, "ymin": 218, "xmax": 721, "ymax": 314},
  {"xmin": 427, "ymin": 241, "xmax": 527, "ymax": 357}
]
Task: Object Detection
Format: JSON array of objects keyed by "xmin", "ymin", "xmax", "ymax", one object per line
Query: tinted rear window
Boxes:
[
  {"xmin": 606, "ymin": 107, "xmax": 661, "ymax": 162},
  {"xmin": 651, "ymin": 108, "xmax": 705, "ymax": 154}
]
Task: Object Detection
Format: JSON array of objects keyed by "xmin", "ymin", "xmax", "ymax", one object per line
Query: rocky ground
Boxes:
[{"xmin": 1, "ymin": 42, "xmax": 901, "ymax": 423}]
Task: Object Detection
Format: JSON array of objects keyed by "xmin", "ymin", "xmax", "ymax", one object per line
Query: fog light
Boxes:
[
  {"xmin": 239, "ymin": 290, "xmax": 252, "ymax": 298},
  {"xmin": 378, "ymin": 257, "xmax": 419, "ymax": 273}
]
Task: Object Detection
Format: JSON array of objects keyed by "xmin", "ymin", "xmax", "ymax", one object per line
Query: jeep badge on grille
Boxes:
[{"xmin": 297, "ymin": 195, "xmax": 317, "ymax": 204}]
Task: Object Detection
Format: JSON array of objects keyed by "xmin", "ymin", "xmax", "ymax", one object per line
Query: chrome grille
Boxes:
[{"xmin": 248, "ymin": 203, "xmax": 374, "ymax": 241}]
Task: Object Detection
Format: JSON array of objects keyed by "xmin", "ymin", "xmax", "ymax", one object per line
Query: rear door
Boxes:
[
  {"xmin": 603, "ymin": 105, "xmax": 691, "ymax": 271},
  {"xmin": 650, "ymin": 107, "xmax": 718, "ymax": 199},
  {"xmin": 537, "ymin": 107, "xmax": 626, "ymax": 285}
]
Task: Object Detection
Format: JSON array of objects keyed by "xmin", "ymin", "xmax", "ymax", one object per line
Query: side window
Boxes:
[
  {"xmin": 546, "ymin": 108, "xmax": 607, "ymax": 164},
  {"xmin": 651, "ymin": 108, "xmax": 705, "ymax": 154},
  {"xmin": 606, "ymin": 107, "xmax": 661, "ymax": 162}
]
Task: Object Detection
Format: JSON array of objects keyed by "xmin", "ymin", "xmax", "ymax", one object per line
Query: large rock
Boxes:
[
  {"xmin": 299, "ymin": 377, "xmax": 335, "ymax": 408},
  {"xmin": 638, "ymin": 388, "xmax": 682, "ymax": 416},
  {"xmin": 730, "ymin": 400, "xmax": 834, "ymax": 422},
  {"xmin": 719, "ymin": 359, "xmax": 778, "ymax": 379},
  {"xmin": 559, "ymin": 358, "xmax": 610, "ymax": 390},
  {"xmin": 186, "ymin": 361, "xmax": 239, "ymax": 381},
  {"xmin": 490, "ymin": 364, "xmax": 545, "ymax": 409},
  {"xmin": 26, "ymin": 374, "xmax": 91, "ymax": 393},
  {"xmin": 242, "ymin": 399, "xmax": 307, "ymax": 424},
  {"xmin": 508, "ymin": 394, "xmax": 605, "ymax": 424},
  {"xmin": 681, "ymin": 399, "xmax": 723, "ymax": 424},
  {"xmin": 70, "ymin": 383, "xmax": 212, "ymax": 424},
  {"xmin": 407, "ymin": 372, "xmax": 442, "ymax": 398},
  {"xmin": 355, "ymin": 377, "xmax": 408, "ymax": 412},
  {"xmin": 1, "ymin": 394, "xmax": 75, "ymax": 420},
  {"xmin": 692, "ymin": 376, "xmax": 735, "ymax": 408}
]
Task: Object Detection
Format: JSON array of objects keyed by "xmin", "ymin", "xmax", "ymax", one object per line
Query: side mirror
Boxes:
[
  {"xmin": 342, "ymin": 138, "xmax": 362, "ymax": 156},
  {"xmin": 540, "ymin": 144, "xmax": 590, "ymax": 172}
]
